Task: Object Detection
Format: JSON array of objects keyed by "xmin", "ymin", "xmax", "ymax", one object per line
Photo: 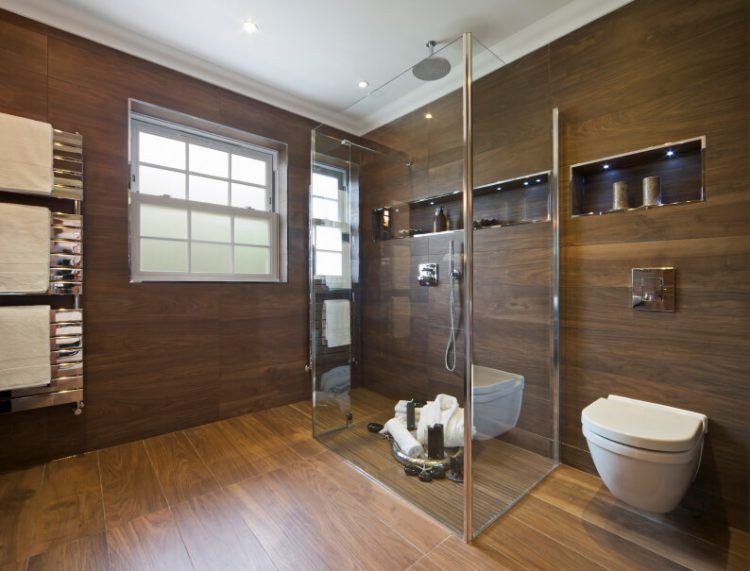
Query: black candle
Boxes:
[
  {"xmin": 406, "ymin": 400, "xmax": 417, "ymax": 431},
  {"xmin": 427, "ymin": 423, "xmax": 445, "ymax": 459}
]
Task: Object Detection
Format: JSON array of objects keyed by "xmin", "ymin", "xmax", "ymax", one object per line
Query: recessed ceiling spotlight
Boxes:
[
  {"xmin": 666, "ymin": 149, "xmax": 675, "ymax": 157},
  {"xmin": 357, "ymin": 80, "xmax": 369, "ymax": 89},
  {"xmin": 523, "ymin": 181, "xmax": 529, "ymax": 186},
  {"xmin": 535, "ymin": 178, "xmax": 541, "ymax": 183},
  {"xmin": 243, "ymin": 19, "xmax": 259, "ymax": 34},
  {"xmin": 424, "ymin": 112, "xmax": 433, "ymax": 119},
  {"xmin": 496, "ymin": 186, "xmax": 502, "ymax": 191},
  {"xmin": 603, "ymin": 163, "xmax": 610, "ymax": 169}
]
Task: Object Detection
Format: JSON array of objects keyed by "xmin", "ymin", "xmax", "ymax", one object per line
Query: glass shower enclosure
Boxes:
[{"xmin": 309, "ymin": 33, "xmax": 559, "ymax": 541}]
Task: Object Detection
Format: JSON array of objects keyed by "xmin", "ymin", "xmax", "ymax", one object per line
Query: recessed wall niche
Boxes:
[
  {"xmin": 373, "ymin": 172, "xmax": 550, "ymax": 240},
  {"xmin": 570, "ymin": 137, "xmax": 704, "ymax": 217}
]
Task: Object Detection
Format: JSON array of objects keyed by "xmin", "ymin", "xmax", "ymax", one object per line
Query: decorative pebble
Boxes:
[
  {"xmin": 367, "ymin": 422, "xmax": 384, "ymax": 433},
  {"xmin": 404, "ymin": 465, "xmax": 421, "ymax": 476},
  {"xmin": 430, "ymin": 466, "xmax": 446, "ymax": 479},
  {"xmin": 418, "ymin": 470, "xmax": 433, "ymax": 482}
]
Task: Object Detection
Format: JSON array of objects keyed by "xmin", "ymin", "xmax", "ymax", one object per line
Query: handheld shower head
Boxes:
[{"xmin": 413, "ymin": 40, "xmax": 452, "ymax": 81}]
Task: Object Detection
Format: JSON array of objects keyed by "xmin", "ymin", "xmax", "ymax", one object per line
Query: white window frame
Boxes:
[{"xmin": 128, "ymin": 108, "xmax": 286, "ymax": 283}]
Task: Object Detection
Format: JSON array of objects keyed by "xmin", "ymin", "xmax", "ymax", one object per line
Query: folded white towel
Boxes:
[
  {"xmin": 0, "ymin": 203, "xmax": 50, "ymax": 293},
  {"xmin": 0, "ymin": 305, "xmax": 51, "ymax": 390},
  {"xmin": 323, "ymin": 299, "xmax": 350, "ymax": 347},
  {"xmin": 0, "ymin": 112, "xmax": 53, "ymax": 195},
  {"xmin": 383, "ymin": 417, "xmax": 423, "ymax": 458},
  {"xmin": 320, "ymin": 365, "xmax": 350, "ymax": 394}
]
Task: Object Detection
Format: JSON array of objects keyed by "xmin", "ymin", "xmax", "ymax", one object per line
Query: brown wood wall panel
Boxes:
[
  {"xmin": 358, "ymin": 0, "xmax": 749, "ymax": 529},
  {"xmin": 0, "ymin": 10, "xmax": 314, "ymax": 469}
]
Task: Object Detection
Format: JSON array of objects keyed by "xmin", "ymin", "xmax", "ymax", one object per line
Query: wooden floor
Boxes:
[
  {"xmin": 0, "ymin": 400, "xmax": 747, "ymax": 570},
  {"xmin": 314, "ymin": 388, "xmax": 556, "ymax": 533}
]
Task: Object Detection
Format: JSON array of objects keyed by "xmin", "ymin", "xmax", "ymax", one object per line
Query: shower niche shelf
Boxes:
[
  {"xmin": 373, "ymin": 172, "xmax": 550, "ymax": 240},
  {"xmin": 570, "ymin": 137, "xmax": 704, "ymax": 217}
]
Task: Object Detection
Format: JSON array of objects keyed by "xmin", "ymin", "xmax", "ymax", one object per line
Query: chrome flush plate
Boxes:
[{"xmin": 632, "ymin": 267, "xmax": 675, "ymax": 311}]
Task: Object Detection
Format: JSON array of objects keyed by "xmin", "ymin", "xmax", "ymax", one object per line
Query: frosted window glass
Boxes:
[
  {"xmin": 231, "ymin": 183, "xmax": 267, "ymax": 210},
  {"xmin": 189, "ymin": 144, "xmax": 228, "ymax": 178},
  {"xmin": 189, "ymin": 175, "xmax": 229, "ymax": 205},
  {"xmin": 140, "ymin": 203, "xmax": 187, "ymax": 239},
  {"xmin": 191, "ymin": 211, "xmax": 231, "ymax": 243},
  {"xmin": 315, "ymin": 226, "xmax": 342, "ymax": 251},
  {"xmin": 312, "ymin": 172, "xmax": 339, "ymax": 199},
  {"xmin": 315, "ymin": 251, "xmax": 342, "ymax": 276},
  {"xmin": 191, "ymin": 242, "xmax": 232, "ymax": 273},
  {"xmin": 138, "ymin": 165, "xmax": 186, "ymax": 198},
  {"xmin": 139, "ymin": 132, "xmax": 185, "ymax": 169},
  {"xmin": 140, "ymin": 238, "xmax": 188, "ymax": 272},
  {"xmin": 234, "ymin": 245, "xmax": 270, "ymax": 274},
  {"xmin": 312, "ymin": 197, "xmax": 338, "ymax": 221},
  {"xmin": 232, "ymin": 154, "xmax": 266, "ymax": 185},
  {"xmin": 234, "ymin": 217, "xmax": 269, "ymax": 245}
]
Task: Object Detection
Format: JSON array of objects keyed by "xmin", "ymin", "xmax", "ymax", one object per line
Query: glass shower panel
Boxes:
[
  {"xmin": 311, "ymin": 36, "xmax": 470, "ymax": 535},
  {"xmin": 469, "ymin": 36, "xmax": 559, "ymax": 537}
]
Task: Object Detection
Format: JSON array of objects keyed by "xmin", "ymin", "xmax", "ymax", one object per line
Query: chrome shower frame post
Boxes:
[
  {"xmin": 461, "ymin": 31, "xmax": 475, "ymax": 543},
  {"xmin": 551, "ymin": 108, "xmax": 561, "ymax": 465}
]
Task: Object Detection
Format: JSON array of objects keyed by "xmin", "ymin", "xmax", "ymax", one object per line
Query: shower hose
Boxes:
[{"xmin": 444, "ymin": 270, "xmax": 458, "ymax": 372}]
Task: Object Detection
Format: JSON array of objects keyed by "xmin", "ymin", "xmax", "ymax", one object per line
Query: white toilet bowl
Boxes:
[
  {"xmin": 582, "ymin": 395, "xmax": 708, "ymax": 513},
  {"xmin": 472, "ymin": 365, "xmax": 524, "ymax": 440}
]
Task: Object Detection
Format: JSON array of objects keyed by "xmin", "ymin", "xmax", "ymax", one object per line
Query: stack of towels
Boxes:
[
  {"xmin": 0, "ymin": 112, "xmax": 53, "ymax": 196},
  {"xmin": 382, "ymin": 394, "xmax": 473, "ymax": 458}
]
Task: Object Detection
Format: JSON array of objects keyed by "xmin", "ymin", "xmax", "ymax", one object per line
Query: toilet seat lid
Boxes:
[{"xmin": 581, "ymin": 395, "xmax": 708, "ymax": 452}]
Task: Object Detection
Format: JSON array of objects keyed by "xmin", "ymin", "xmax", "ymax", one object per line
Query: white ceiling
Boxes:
[{"xmin": 2, "ymin": 0, "xmax": 630, "ymax": 133}]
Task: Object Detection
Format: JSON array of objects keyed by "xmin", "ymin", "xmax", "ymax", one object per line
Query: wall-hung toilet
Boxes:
[
  {"xmin": 472, "ymin": 365, "xmax": 524, "ymax": 440},
  {"xmin": 582, "ymin": 395, "xmax": 708, "ymax": 513}
]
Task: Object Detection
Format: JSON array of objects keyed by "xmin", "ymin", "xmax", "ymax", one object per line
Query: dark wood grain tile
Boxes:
[
  {"xmin": 106, "ymin": 508, "xmax": 192, "ymax": 571},
  {"xmin": 27, "ymin": 533, "xmax": 109, "ymax": 571},
  {"xmin": 99, "ymin": 441, "xmax": 168, "ymax": 528},
  {"xmin": 143, "ymin": 432, "xmax": 219, "ymax": 506}
]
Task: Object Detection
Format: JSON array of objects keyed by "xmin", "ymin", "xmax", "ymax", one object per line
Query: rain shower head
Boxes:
[{"xmin": 412, "ymin": 40, "xmax": 451, "ymax": 81}]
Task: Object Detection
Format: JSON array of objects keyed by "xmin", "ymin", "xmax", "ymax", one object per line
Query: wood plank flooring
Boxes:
[{"xmin": 0, "ymin": 398, "xmax": 746, "ymax": 570}]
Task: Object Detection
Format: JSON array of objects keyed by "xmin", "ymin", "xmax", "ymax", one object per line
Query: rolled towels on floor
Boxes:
[
  {"xmin": 383, "ymin": 417, "xmax": 424, "ymax": 458},
  {"xmin": 0, "ymin": 203, "xmax": 51, "ymax": 293},
  {"xmin": 0, "ymin": 112, "xmax": 53, "ymax": 195},
  {"xmin": 0, "ymin": 305, "xmax": 51, "ymax": 390},
  {"xmin": 417, "ymin": 394, "xmax": 474, "ymax": 448}
]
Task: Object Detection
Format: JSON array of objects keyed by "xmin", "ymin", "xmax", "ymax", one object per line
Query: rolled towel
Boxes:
[
  {"xmin": 417, "ymin": 394, "xmax": 459, "ymax": 445},
  {"xmin": 383, "ymin": 417, "xmax": 423, "ymax": 458}
]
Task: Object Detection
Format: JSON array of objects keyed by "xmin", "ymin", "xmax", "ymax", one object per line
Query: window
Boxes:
[
  {"xmin": 129, "ymin": 106, "xmax": 287, "ymax": 282},
  {"xmin": 311, "ymin": 164, "xmax": 350, "ymax": 287}
]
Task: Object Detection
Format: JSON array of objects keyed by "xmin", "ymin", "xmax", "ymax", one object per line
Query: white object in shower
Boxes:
[
  {"xmin": 384, "ymin": 417, "xmax": 423, "ymax": 458},
  {"xmin": 323, "ymin": 299, "xmax": 350, "ymax": 347},
  {"xmin": 0, "ymin": 112, "xmax": 53, "ymax": 195},
  {"xmin": 472, "ymin": 365, "xmax": 524, "ymax": 439},
  {"xmin": 582, "ymin": 395, "xmax": 707, "ymax": 513},
  {"xmin": 0, "ymin": 305, "xmax": 51, "ymax": 390},
  {"xmin": 0, "ymin": 203, "xmax": 50, "ymax": 293}
]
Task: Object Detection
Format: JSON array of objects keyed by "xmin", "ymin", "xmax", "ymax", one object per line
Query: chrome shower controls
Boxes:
[
  {"xmin": 418, "ymin": 263, "xmax": 438, "ymax": 286},
  {"xmin": 632, "ymin": 267, "xmax": 675, "ymax": 311}
]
